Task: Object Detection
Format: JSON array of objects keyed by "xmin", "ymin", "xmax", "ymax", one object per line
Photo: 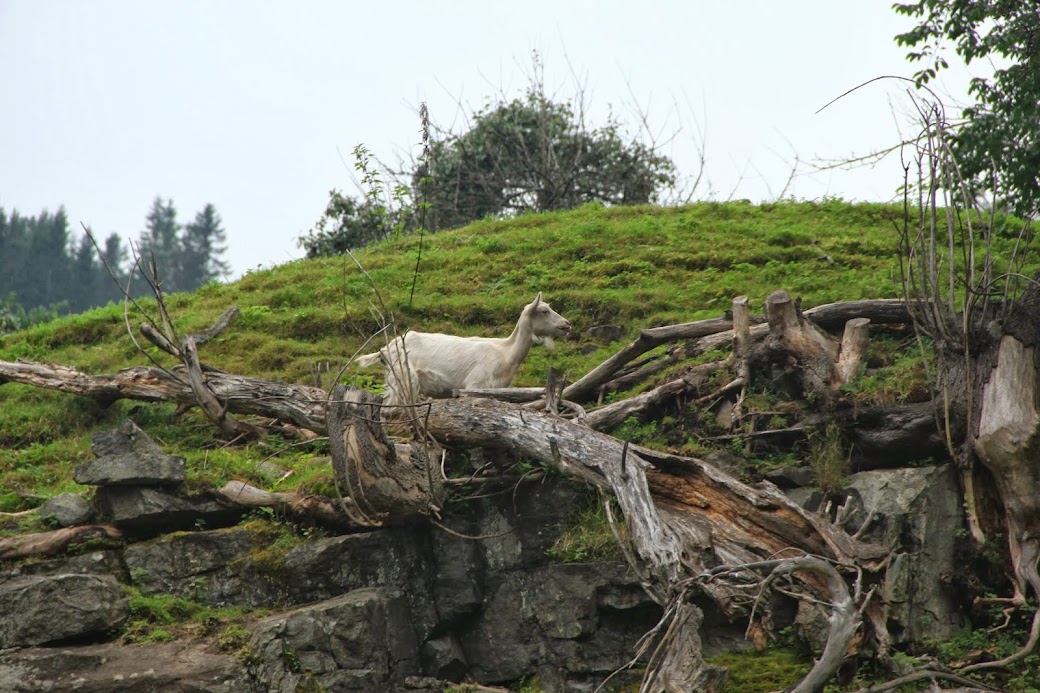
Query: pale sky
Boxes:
[{"xmin": 0, "ymin": 1, "xmax": 985, "ymax": 278}]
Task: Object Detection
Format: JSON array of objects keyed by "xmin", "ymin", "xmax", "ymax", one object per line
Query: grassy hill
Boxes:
[{"xmin": 0, "ymin": 198, "xmax": 1024, "ymax": 518}]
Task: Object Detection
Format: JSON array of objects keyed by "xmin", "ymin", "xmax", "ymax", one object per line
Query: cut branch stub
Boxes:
[
  {"xmin": 327, "ymin": 385, "xmax": 443, "ymax": 527},
  {"xmin": 834, "ymin": 317, "xmax": 871, "ymax": 386}
]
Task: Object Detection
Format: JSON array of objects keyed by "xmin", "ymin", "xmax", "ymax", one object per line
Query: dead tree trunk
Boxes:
[
  {"xmin": 215, "ymin": 480, "xmax": 356, "ymax": 530},
  {"xmin": 957, "ymin": 286, "xmax": 1040, "ymax": 672}
]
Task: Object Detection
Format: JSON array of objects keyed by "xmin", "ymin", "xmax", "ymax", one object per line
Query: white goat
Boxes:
[{"xmin": 356, "ymin": 292, "xmax": 571, "ymax": 408}]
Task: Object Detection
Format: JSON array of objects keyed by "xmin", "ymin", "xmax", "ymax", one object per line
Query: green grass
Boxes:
[
  {"xmin": 706, "ymin": 647, "xmax": 809, "ymax": 692},
  {"xmin": 547, "ymin": 496, "xmax": 624, "ymax": 563},
  {"xmin": 121, "ymin": 584, "xmax": 262, "ymax": 648}
]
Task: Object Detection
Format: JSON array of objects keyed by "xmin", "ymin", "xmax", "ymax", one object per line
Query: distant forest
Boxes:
[{"xmin": 0, "ymin": 197, "xmax": 229, "ymax": 334}]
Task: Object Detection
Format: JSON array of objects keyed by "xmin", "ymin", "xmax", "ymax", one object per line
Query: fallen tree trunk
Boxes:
[
  {"xmin": 0, "ymin": 360, "xmax": 329, "ymax": 433},
  {"xmin": 327, "ymin": 385, "xmax": 444, "ymax": 527}
]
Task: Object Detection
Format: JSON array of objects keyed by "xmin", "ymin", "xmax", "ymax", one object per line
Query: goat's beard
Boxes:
[{"xmin": 535, "ymin": 336, "xmax": 556, "ymax": 351}]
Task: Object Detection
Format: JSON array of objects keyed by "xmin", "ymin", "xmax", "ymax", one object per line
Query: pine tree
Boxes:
[
  {"xmin": 68, "ymin": 234, "xmax": 101, "ymax": 313},
  {"xmin": 0, "ymin": 209, "xmax": 26, "ymax": 300},
  {"xmin": 180, "ymin": 204, "xmax": 230, "ymax": 290},
  {"xmin": 101, "ymin": 232, "xmax": 130, "ymax": 297},
  {"xmin": 22, "ymin": 208, "xmax": 72, "ymax": 310},
  {"xmin": 137, "ymin": 197, "xmax": 181, "ymax": 292}
]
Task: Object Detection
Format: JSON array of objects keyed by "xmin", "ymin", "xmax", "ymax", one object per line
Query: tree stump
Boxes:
[
  {"xmin": 327, "ymin": 385, "xmax": 444, "ymax": 526},
  {"xmin": 763, "ymin": 290, "xmax": 870, "ymax": 398}
]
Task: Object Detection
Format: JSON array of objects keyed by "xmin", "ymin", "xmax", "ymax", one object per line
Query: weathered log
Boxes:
[
  {"xmin": 584, "ymin": 360, "xmax": 724, "ymax": 431},
  {"xmin": 802, "ymin": 298, "xmax": 911, "ymax": 328},
  {"xmin": 0, "ymin": 524, "xmax": 123, "ymax": 561},
  {"xmin": 215, "ymin": 480, "xmax": 355, "ymax": 529},
  {"xmin": 599, "ymin": 345, "xmax": 683, "ymax": 396},
  {"xmin": 455, "ymin": 386, "xmax": 544, "ymax": 402},
  {"xmin": 564, "ymin": 316, "xmax": 739, "ymax": 402},
  {"xmin": 0, "ymin": 360, "xmax": 330, "ymax": 433}
]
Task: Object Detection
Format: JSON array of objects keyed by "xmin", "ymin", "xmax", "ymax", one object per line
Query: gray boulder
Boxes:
[
  {"xmin": 74, "ymin": 419, "xmax": 185, "ymax": 486},
  {"xmin": 0, "ymin": 573, "xmax": 128, "ymax": 648},
  {"xmin": 125, "ymin": 527, "xmax": 284, "ymax": 607},
  {"xmin": 841, "ymin": 464, "xmax": 964, "ymax": 644},
  {"xmin": 764, "ymin": 465, "xmax": 815, "ymax": 489},
  {"xmin": 462, "ymin": 563, "xmax": 655, "ymax": 690},
  {"xmin": 1, "ymin": 550, "xmax": 124, "ymax": 585},
  {"xmin": 787, "ymin": 464, "xmax": 965, "ymax": 652},
  {"xmin": 37, "ymin": 492, "xmax": 94, "ymax": 527}
]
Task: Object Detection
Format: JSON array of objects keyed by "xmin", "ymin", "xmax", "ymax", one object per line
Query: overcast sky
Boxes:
[{"xmin": 0, "ymin": 1, "xmax": 985, "ymax": 278}]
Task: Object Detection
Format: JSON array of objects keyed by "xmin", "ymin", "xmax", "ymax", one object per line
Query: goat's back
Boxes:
[{"xmin": 383, "ymin": 331, "xmax": 517, "ymax": 393}]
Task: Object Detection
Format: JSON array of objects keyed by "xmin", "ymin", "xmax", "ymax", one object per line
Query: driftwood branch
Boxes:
[
  {"xmin": 564, "ymin": 316, "xmax": 738, "ymax": 402},
  {"xmin": 564, "ymin": 299, "xmax": 911, "ymax": 404},
  {"xmin": 184, "ymin": 336, "xmax": 266, "ymax": 440},
  {"xmin": 0, "ymin": 525, "xmax": 123, "ymax": 561},
  {"xmin": 584, "ymin": 360, "xmax": 725, "ymax": 431}
]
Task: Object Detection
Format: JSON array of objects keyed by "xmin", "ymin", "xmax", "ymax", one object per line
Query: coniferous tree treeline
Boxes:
[{"xmin": 0, "ymin": 197, "xmax": 229, "ymax": 334}]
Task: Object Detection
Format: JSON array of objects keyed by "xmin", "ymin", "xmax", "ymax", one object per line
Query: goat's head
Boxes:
[{"xmin": 526, "ymin": 292, "xmax": 571, "ymax": 350}]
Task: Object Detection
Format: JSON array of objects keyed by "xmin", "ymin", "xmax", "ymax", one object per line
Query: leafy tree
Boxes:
[
  {"xmin": 0, "ymin": 293, "xmax": 60, "ymax": 336},
  {"xmin": 895, "ymin": 0, "xmax": 1040, "ymax": 216},
  {"xmin": 420, "ymin": 85, "xmax": 676, "ymax": 230},
  {"xmin": 299, "ymin": 81, "xmax": 676, "ymax": 257},
  {"xmin": 298, "ymin": 190, "xmax": 401, "ymax": 258},
  {"xmin": 180, "ymin": 203, "xmax": 230, "ymax": 289}
]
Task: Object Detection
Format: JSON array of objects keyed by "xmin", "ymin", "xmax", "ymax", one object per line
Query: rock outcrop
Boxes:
[{"xmin": 0, "ymin": 422, "xmax": 969, "ymax": 691}]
